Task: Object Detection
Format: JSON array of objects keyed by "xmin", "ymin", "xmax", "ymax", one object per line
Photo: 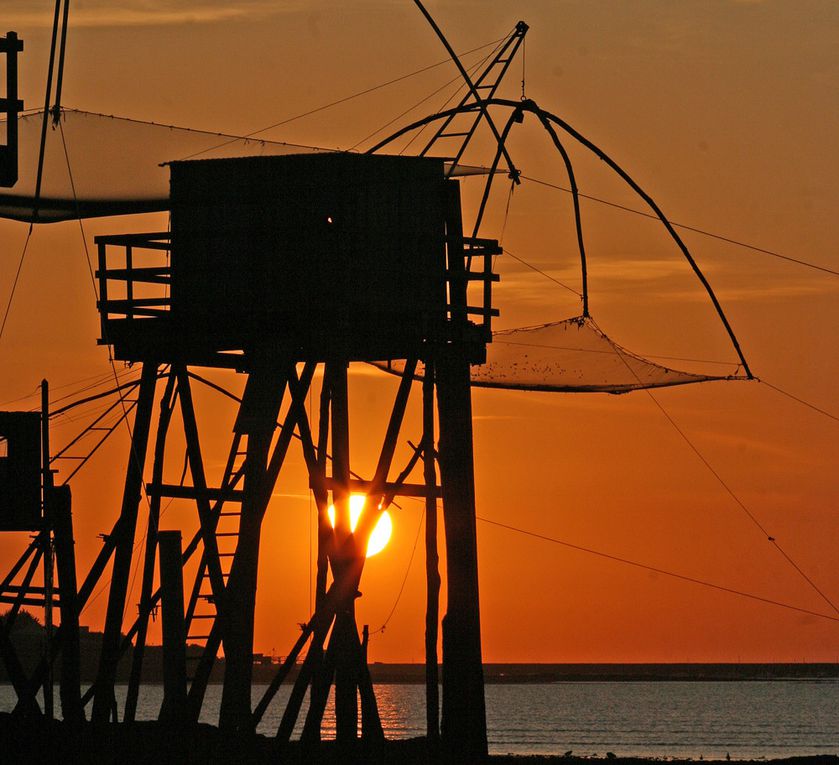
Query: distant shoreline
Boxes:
[
  {"xmin": 367, "ymin": 663, "xmax": 839, "ymax": 684},
  {"xmin": 3, "ymin": 660, "xmax": 838, "ymax": 685}
]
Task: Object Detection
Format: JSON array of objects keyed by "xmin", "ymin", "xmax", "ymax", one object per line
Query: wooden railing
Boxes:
[
  {"xmin": 95, "ymin": 230, "xmax": 500, "ymax": 347},
  {"xmin": 457, "ymin": 235, "xmax": 501, "ymax": 340},
  {"xmin": 95, "ymin": 232, "xmax": 172, "ymax": 338}
]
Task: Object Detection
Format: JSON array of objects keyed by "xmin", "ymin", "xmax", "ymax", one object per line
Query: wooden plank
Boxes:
[
  {"xmin": 97, "ymin": 297, "xmax": 171, "ymax": 309},
  {"xmin": 159, "ymin": 531, "xmax": 187, "ymax": 724},
  {"xmin": 319, "ymin": 476, "xmax": 440, "ymax": 499},
  {"xmin": 145, "ymin": 483, "xmax": 245, "ymax": 502}
]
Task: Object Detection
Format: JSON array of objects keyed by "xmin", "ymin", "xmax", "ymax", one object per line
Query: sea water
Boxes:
[{"xmin": 2, "ymin": 680, "xmax": 837, "ymax": 759}]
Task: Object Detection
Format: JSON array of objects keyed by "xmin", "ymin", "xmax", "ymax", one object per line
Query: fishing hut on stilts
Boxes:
[{"xmin": 91, "ymin": 152, "xmax": 499, "ymax": 759}]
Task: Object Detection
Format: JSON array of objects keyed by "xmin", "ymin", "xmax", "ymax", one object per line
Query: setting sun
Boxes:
[{"xmin": 327, "ymin": 493, "xmax": 393, "ymax": 557}]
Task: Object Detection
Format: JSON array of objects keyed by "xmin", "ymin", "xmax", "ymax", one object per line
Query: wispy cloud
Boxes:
[
  {"xmin": 4, "ymin": 1, "xmax": 306, "ymax": 28},
  {"xmin": 664, "ymin": 280, "xmax": 839, "ymax": 304}
]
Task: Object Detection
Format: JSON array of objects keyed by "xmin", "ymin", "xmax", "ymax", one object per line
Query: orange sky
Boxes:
[{"xmin": 1, "ymin": 1, "xmax": 837, "ymax": 664}]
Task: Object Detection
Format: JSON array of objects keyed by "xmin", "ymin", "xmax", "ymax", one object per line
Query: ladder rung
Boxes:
[
  {"xmin": 219, "ymin": 511, "xmax": 240, "ymax": 517},
  {"xmin": 439, "ymin": 132, "xmax": 471, "ymax": 138},
  {"xmin": 218, "ymin": 553, "xmax": 235, "ymax": 558},
  {"xmin": 187, "ymin": 635, "xmax": 210, "ymax": 640},
  {"xmin": 191, "ymin": 614, "xmax": 215, "ymax": 620},
  {"xmin": 215, "ymin": 532, "xmax": 239, "ymax": 537},
  {"xmin": 146, "ymin": 483, "xmax": 244, "ymax": 502}
]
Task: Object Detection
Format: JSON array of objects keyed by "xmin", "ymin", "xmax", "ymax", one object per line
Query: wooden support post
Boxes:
[
  {"xmin": 359, "ymin": 624, "xmax": 384, "ymax": 747},
  {"xmin": 315, "ymin": 372, "xmax": 332, "ymax": 609},
  {"xmin": 219, "ymin": 368, "xmax": 287, "ymax": 732},
  {"xmin": 328, "ymin": 362, "xmax": 359, "ymax": 746},
  {"xmin": 433, "ymin": 177, "xmax": 488, "ymax": 761},
  {"xmin": 51, "ymin": 484, "xmax": 82, "ymax": 724},
  {"xmin": 300, "ymin": 620, "xmax": 337, "ymax": 748},
  {"xmin": 423, "ymin": 365, "xmax": 441, "ymax": 752},
  {"xmin": 436, "ymin": 352, "xmax": 487, "ymax": 762},
  {"xmin": 277, "ymin": 605, "xmax": 334, "ymax": 743},
  {"xmin": 92, "ymin": 362, "xmax": 158, "ymax": 724},
  {"xmin": 41, "ymin": 380, "xmax": 54, "ymax": 720},
  {"xmin": 159, "ymin": 530, "xmax": 187, "ymax": 724},
  {"xmin": 334, "ymin": 611, "xmax": 360, "ymax": 747},
  {"xmin": 0, "ymin": 545, "xmax": 44, "ymax": 716},
  {"xmin": 125, "ymin": 372, "xmax": 176, "ymax": 723}
]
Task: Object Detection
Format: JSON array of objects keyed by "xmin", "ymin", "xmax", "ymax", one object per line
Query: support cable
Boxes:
[
  {"xmin": 177, "ymin": 36, "xmax": 506, "ymax": 161},
  {"xmin": 57, "ymin": 118, "xmax": 148, "ymax": 491},
  {"xmin": 593, "ymin": 314, "xmax": 839, "ymax": 616},
  {"xmin": 759, "ymin": 380, "xmax": 839, "ymax": 424},
  {"xmin": 351, "ymin": 43, "xmax": 499, "ymax": 153},
  {"xmin": 397, "ymin": 36, "xmax": 510, "ymax": 157},
  {"xmin": 0, "ymin": 369, "xmax": 119, "ymax": 408},
  {"xmin": 58, "ymin": 116, "xmax": 161, "ymax": 646},
  {"xmin": 522, "ymin": 175, "xmax": 839, "ymax": 278},
  {"xmin": 369, "ymin": 506, "xmax": 426, "ymax": 636},
  {"xmin": 477, "ymin": 516, "xmax": 839, "ymax": 625},
  {"xmin": 639, "ymin": 385, "xmax": 838, "ymax": 615},
  {"xmin": 1, "ymin": 0, "xmax": 66, "ymax": 342},
  {"xmin": 503, "ymin": 247, "xmax": 583, "ymax": 300},
  {"xmin": 0, "ymin": 228, "xmax": 34, "ymax": 342}
]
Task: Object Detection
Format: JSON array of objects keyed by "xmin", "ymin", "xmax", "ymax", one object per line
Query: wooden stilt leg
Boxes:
[{"xmin": 92, "ymin": 362, "xmax": 158, "ymax": 724}]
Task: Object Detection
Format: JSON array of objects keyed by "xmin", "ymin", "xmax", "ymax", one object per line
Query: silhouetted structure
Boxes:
[
  {"xmin": 90, "ymin": 151, "xmax": 498, "ymax": 759},
  {"xmin": 0, "ymin": 387, "xmax": 82, "ymax": 724},
  {"xmin": 0, "ymin": 31, "xmax": 23, "ymax": 187},
  {"xmin": 0, "ymin": 412, "xmax": 41, "ymax": 531}
]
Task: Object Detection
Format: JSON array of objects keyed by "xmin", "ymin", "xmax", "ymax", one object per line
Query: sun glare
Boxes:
[{"xmin": 327, "ymin": 493, "xmax": 392, "ymax": 557}]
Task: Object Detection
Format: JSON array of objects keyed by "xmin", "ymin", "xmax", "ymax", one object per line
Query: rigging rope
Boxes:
[
  {"xmin": 397, "ymin": 35, "xmax": 510, "ymax": 156},
  {"xmin": 59, "ymin": 116, "xmax": 161, "ymax": 628},
  {"xmin": 352, "ymin": 39, "xmax": 502, "ymax": 154},
  {"xmin": 370, "ymin": 506, "xmax": 425, "ymax": 636},
  {"xmin": 350, "ymin": 50, "xmax": 491, "ymax": 153},
  {"xmin": 0, "ymin": 1, "xmax": 69, "ymax": 342},
  {"xmin": 522, "ymin": 175, "xmax": 839, "ymax": 278},
  {"xmin": 477, "ymin": 516, "xmax": 839, "ymax": 624},
  {"xmin": 759, "ymin": 379, "xmax": 839, "ymax": 424},
  {"xmin": 640, "ymin": 384, "xmax": 839, "ymax": 615},
  {"xmin": 176, "ymin": 36, "xmax": 507, "ymax": 162},
  {"xmin": 503, "ymin": 246, "xmax": 583, "ymax": 300},
  {"xmin": 0, "ymin": 226, "xmax": 34, "ymax": 343},
  {"xmin": 584, "ymin": 315, "xmax": 839, "ymax": 617}
]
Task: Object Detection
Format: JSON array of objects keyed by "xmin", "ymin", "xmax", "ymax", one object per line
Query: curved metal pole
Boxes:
[
  {"xmin": 371, "ymin": 98, "xmax": 751, "ymax": 377},
  {"xmin": 367, "ymin": 104, "xmax": 481, "ymax": 155},
  {"xmin": 536, "ymin": 113, "xmax": 590, "ymax": 317},
  {"xmin": 469, "ymin": 105, "xmax": 523, "ymax": 241},
  {"xmin": 526, "ymin": 100, "xmax": 752, "ymax": 378},
  {"xmin": 411, "ymin": 0, "xmax": 519, "ymax": 183}
]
